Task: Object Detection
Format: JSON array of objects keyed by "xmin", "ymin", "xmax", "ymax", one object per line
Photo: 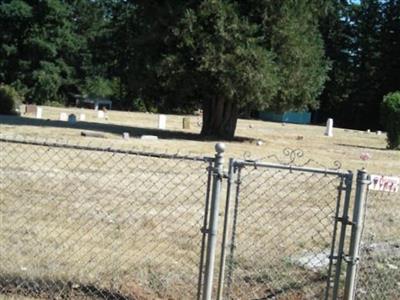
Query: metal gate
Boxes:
[
  {"xmin": 0, "ymin": 136, "xmax": 216, "ymax": 300},
  {"xmin": 0, "ymin": 137, "xmax": 372, "ymax": 300},
  {"xmin": 198, "ymin": 148, "xmax": 370, "ymax": 300}
]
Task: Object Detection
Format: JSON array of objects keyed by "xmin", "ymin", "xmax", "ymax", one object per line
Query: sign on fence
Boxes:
[{"xmin": 369, "ymin": 175, "xmax": 399, "ymax": 192}]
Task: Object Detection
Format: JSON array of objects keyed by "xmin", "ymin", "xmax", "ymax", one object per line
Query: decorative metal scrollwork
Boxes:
[
  {"xmin": 243, "ymin": 151, "xmax": 252, "ymax": 161},
  {"xmin": 245, "ymin": 147, "xmax": 342, "ymax": 170},
  {"xmin": 283, "ymin": 148, "xmax": 304, "ymax": 164}
]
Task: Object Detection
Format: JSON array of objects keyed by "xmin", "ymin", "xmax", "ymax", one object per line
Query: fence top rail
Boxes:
[
  {"xmin": 233, "ymin": 159, "xmax": 352, "ymax": 177},
  {"xmin": 0, "ymin": 136, "xmax": 214, "ymax": 163}
]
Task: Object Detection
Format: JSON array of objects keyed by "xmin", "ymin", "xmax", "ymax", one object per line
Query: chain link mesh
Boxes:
[
  {"xmin": 222, "ymin": 162, "xmax": 349, "ymax": 300},
  {"xmin": 2, "ymin": 136, "xmax": 398, "ymax": 300},
  {"xmin": 356, "ymin": 186, "xmax": 400, "ymax": 300},
  {"xmin": 0, "ymin": 137, "xmax": 213, "ymax": 299}
]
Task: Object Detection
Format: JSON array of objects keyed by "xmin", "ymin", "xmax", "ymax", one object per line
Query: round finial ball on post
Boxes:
[{"xmin": 215, "ymin": 143, "xmax": 226, "ymax": 153}]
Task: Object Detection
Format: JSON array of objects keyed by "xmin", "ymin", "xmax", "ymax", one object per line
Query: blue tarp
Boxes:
[{"xmin": 259, "ymin": 111, "xmax": 311, "ymax": 124}]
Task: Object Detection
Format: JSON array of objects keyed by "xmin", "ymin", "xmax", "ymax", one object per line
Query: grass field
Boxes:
[
  {"xmin": 0, "ymin": 106, "xmax": 399, "ymax": 299},
  {"xmin": 1, "ymin": 105, "xmax": 399, "ymax": 175}
]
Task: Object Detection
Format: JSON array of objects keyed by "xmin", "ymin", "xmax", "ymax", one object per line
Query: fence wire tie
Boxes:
[
  {"xmin": 213, "ymin": 168, "xmax": 224, "ymax": 180},
  {"xmin": 201, "ymin": 227, "xmax": 210, "ymax": 234},
  {"xmin": 335, "ymin": 216, "xmax": 354, "ymax": 225},
  {"xmin": 343, "ymin": 255, "xmax": 360, "ymax": 265}
]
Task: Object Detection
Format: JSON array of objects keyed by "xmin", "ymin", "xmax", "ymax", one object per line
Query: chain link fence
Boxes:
[
  {"xmin": 356, "ymin": 185, "xmax": 400, "ymax": 300},
  {"xmin": 219, "ymin": 160, "xmax": 352, "ymax": 300},
  {"xmin": 0, "ymin": 137, "xmax": 213, "ymax": 299},
  {"xmin": 1, "ymin": 136, "xmax": 399, "ymax": 300}
]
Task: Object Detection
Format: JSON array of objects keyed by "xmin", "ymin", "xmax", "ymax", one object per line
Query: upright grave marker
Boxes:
[
  {"xmin": 36, "ymin": 107, "xmax": 43, "ymax": 119},
  {"xmin": 158, "ymin": 115, "xmax": 166, "ymax": 130},
  {"xmin": 26, "ymin": 104, "xmax": 37, "ymax": 114},
  {"xmin": 97, "ymin": 110, "xmax": 105, "ymax": 119},
  {"xmin": 68, "ymin": 114, "xmax": 77, "ymax": 124},
  {"xmin": 183, "ymin": 117, "xmax": 191, "ymax": 129},
  {"xmin": 19, "ymin": 104, "xmax": 26, "ymax": 115},
  {"xmin": 79, "ymin": 113, "xmax": 86, "ymax": 121},
  {"xmin": 325, "ymin": 118, "xmax": 333, "ymax": 137},
  {"xmin": 59, "ymin": 112, "xmax": 68, "ymax": 121}
]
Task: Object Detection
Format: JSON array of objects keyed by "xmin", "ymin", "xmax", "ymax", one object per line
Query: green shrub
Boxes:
[
  {"xmin": 0, "ymin": 84, "xmax": 23, "ymax": 114},
  {"xmin": 43, "ymin": 100, "xmax": 65, "ymax": 107},
  {"xmin": 381, "ymin": 91, "xmax": 400, "ymax": 149},
  {"xmin": 83, "ymin": 77, "xmax": 117, "ymax": 98}
]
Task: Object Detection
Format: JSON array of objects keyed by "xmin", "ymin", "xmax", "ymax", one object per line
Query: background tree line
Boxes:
[{"xmin": 0, "ymin": 0, "xmax": 399, "ymax": 138}]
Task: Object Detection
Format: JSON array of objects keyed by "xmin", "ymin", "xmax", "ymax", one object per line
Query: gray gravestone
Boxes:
[{"xmin": 68, "ymin": 114, "xmax": 77, "ymax": 124}]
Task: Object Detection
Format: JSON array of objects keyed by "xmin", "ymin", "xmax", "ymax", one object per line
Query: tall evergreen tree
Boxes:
[
  {"xmin": 268, "ymin": 1, "xmax": 330, "ymax": 112},
  {"xmin": 161, "ymin": 0, "xmax": 279, "ymax": 138},
  {"xmin": 351, "ymin": 0, "xmax": 382, "ymax": 129},
  {"xmin": 379, "ymin": 0, "xmax": 400, "ymax": 97},
  {"xmin": 0, "ymin": 0, "xmax": 80, "ymax": 103},
  {"xmin": 318, "ymin": 1, "xmax": 355, "ymax": 125}
]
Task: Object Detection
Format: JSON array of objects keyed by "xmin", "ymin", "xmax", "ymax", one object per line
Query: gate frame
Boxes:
[
  {"xmin": 216, "ymin": 158, "xmax": 355, "ymax": 300},
  {"xmin": 343, "ymin": 170, "xmax": 370, "ymax": 299}
]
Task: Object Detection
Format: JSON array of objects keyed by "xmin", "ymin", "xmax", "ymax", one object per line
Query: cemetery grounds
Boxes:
[{"xmin": 0, "ymin": 106, "xmax": 399, "ymax": 299}]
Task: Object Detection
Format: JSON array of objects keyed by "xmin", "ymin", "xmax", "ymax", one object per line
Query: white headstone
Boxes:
[
  {"xmin": 141, "ymin": 135, "xmax": 158, "ymax": 140},
  {"xmin": 158, "ymin": 114, "xmax": 166, "ymax": 130},
  {"xmin": 59, "ymin": 112, "xmax": 68, "ymax": 121},
  {"xmin": 325, "ymin": 118, "xmax": 333, "ymax": 137},
  {"xmin": 97, "ymin": 110, "xmax": 105, "ymax": 119},
  {"xmin": 19, "ymin": 104, "xmax": 26, "ymax": 115},
  {"xmin": 366, "ymin": 129, "xmax": 371, "ymax": 133},
  {"xmin": 79, "ymin": 113, "xmax": 86, "ymax": 121},
  {"xmin": 35, "ymin": 107, "xmax": 43, "ymax": 119},
  {"xmin": 123, "ymin": 132, "xmax": 130, "ymax": 139},
  {"xmin": 68, "ymin": 114, "xmax": 77, "ymax": 124},
  {"xmin": 376, "ymin": 130, "xmax": 382, "ymax": 135}
]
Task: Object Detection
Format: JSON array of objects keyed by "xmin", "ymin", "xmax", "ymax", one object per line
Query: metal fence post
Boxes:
[
  {"xmin": 330, "ymin": 172, "xmax": 353, "ymax": 300},
  {"xmin": 216, "ymin": 158, "xmax": 234, "ymax": 300},
  {"xmin": 202, "ymin": 143, "xmax": 225, "ymax": 300},
  {"xmin": 344, "ymin": 169, "xmax": 370, "ymax": 300},
  {"xmin": 197, "ymin": 160, "xmax": 215, "ymax": 300}
]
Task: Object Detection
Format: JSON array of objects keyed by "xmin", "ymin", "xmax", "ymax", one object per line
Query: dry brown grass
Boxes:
[
  {"xmin": 0, "ymin": 140, "xmax": 210, "ymax": 299},
  {"xmin": 0, "ymin": 106, "xmax": 399, "ymax": 299},
  {"xmin": 1, "ymin": 105, "xmax": 399, "ymax": 175}
]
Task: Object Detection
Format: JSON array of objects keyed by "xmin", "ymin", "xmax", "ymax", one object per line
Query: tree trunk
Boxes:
[{"xmin": 201, "ymin": 96, "xmax": 238, "ymax": 139}]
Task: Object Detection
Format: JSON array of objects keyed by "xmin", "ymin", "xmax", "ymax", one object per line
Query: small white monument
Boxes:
[
  {"xmin": 122, "ymin": 132, "xmax": 130, "ymax": 139},
  {"xmin": 79, "ymin": 113, "xmax": 86, "ymax": 121},
  {"xmin": 141, "ymin": 135, "xmax": 158, "ymax": 140},
  {"xmin": 97, "ymin": 110, "xmax": 105, "ymax": 119},
  {"xmin": 376, "ymin": 130, "xmax": 382, "ymax": 135},
  {"xmin": 68, "ymin": 114, "xmax": 77, "ymax": 124},
  {"xmin": 158, "ymin": 115, "xmax": 166, "ymax": 130},
  {"xmin": 36, "ymin": 107, "xmax": 43, "ymax": 119},
  {"xmin": 59, "ymin": 112, "xmax": 68, "ymax": 121},
  {"xmin": 325, "ymin": 118, "xmax": 333, "ymax": 137},
  {"xmin": 19, "ymin": 104, "xmax": 26, "ymax": 115}
]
